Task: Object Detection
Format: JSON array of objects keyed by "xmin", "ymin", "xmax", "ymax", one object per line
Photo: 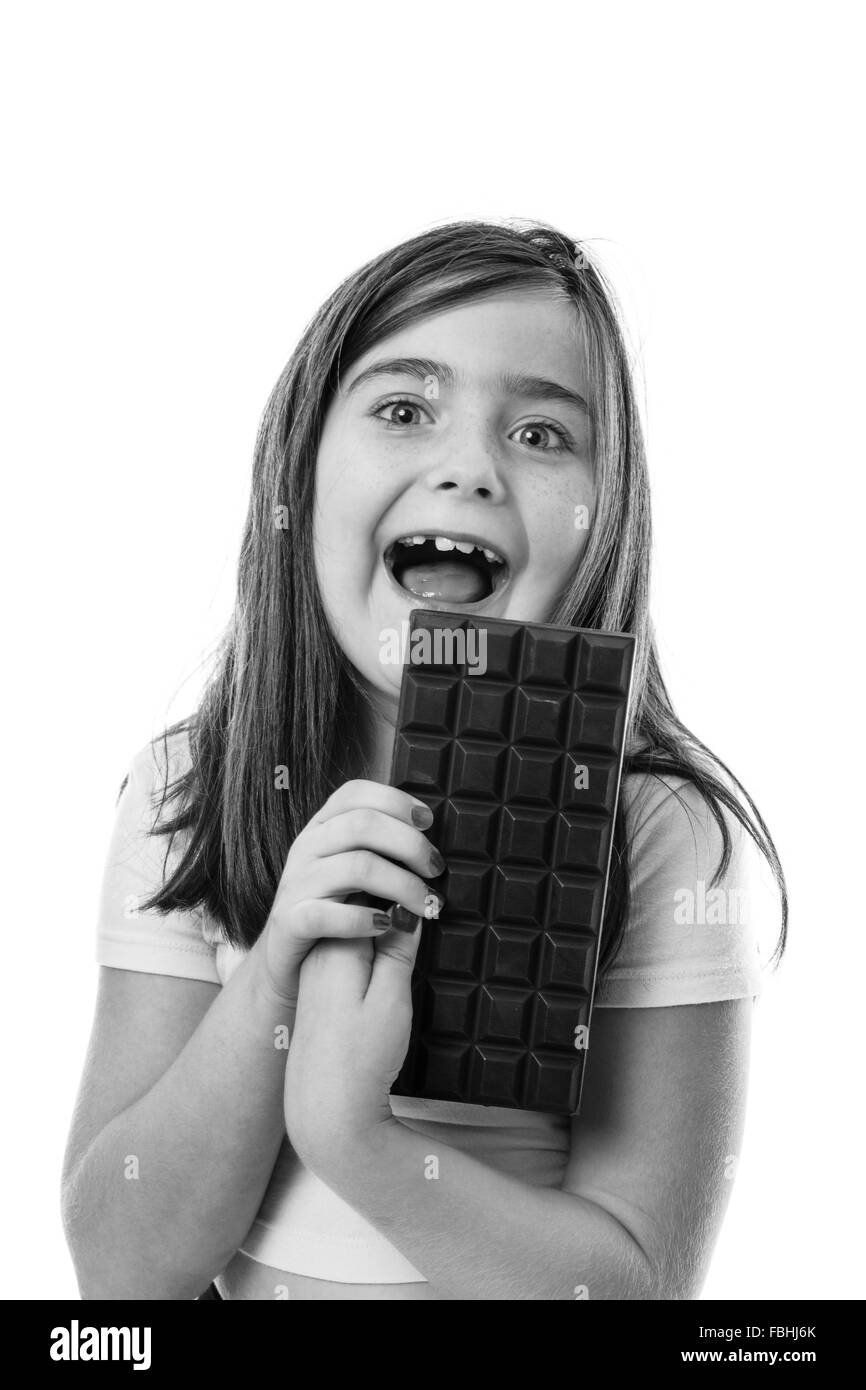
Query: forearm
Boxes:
[
  {"xmin": 313, "ymin": 1122, "xmax": 659, "ymax": 1301},
  {"xmin": 63, "ymin": 945, "xmax": 295, "ymax": 1300}
]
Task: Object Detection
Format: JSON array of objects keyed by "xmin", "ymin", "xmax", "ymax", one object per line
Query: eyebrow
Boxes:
[{"xmin": 342, "ymin": 356, "xmax": 591, "ymax": 418}]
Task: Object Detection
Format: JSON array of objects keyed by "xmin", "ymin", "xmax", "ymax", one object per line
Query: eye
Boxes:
[
  {"xmin": 371, "ymin": 397, "xmax": 430, "ymax": 429},
  {"xmin": 511, "ymin": 420, "xmax": 573, "ymax": 453}
]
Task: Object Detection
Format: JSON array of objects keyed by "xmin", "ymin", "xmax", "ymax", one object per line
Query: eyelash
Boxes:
[{"xmin": 370, "ymin": 397, "xmax": 575, "ymax": 454}]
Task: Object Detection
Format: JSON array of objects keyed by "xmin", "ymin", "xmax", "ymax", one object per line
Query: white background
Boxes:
[{"xmin": 2, "ymin": 1, "xmax": 862, "ymax": 1300}]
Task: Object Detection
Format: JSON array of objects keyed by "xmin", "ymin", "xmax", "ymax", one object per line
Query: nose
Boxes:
[{"xmin": 422, "ymin": 436, "xmax": 508, "ymax": 502}]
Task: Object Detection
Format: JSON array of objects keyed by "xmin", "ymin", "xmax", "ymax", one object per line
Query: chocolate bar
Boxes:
[{"xmin": 388, "ymin": 609, "xmax": 635, "ymax": 1116}]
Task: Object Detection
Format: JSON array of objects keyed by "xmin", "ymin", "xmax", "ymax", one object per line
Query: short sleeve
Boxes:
[
  {"xmin": 94, "ymin": 731, "xmax": 221, "ymax": 984},
  {"xmin": 593, "ymin": 772, "xmax": 779, "ymax": 1009}
]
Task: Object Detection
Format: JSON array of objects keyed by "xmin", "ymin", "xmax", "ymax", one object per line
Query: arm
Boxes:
[
  {"xmin": 302, "ymin": 998, "xmax": 752, "ymax": 1300},
  {"xmin": 63, "ymin": 771, "xmax": 441, "ymax": 1301},
  {"xmin": 61, "ymin": 946, "xmax": 296, "ymax": 1301}
]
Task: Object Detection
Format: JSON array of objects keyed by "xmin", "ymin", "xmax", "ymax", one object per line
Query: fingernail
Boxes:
[
  {"xmin": 411, "ymin": 804, "xmax": 434, "ymax": 829},
  {"xmin": 391, "ymin": 904, "xmax": 422, "ymax": 933},
  {"xmin": 372, "ymin": 912, "xmax": 392, "ymax": 930},
  {"xmin": 423, "ymin": 893, "xmax": 443, "ymax": 921},
  {"xmin": 429, "ymin": 848, "xmax": 446, "ymax": 875}
]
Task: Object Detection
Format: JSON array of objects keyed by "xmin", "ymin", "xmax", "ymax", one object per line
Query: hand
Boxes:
[
  {"xmin": 251, "ymin": 779, "xmax": 445, "ymax": 1011},
  {"xmin": 282, "ymin": 917, "xmax": 424, "ymax": 1176}
]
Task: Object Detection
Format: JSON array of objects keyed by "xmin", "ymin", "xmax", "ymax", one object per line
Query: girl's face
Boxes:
[{"xmin": 313, "ymin": 289, "xmax": 596, "ymax": 697}]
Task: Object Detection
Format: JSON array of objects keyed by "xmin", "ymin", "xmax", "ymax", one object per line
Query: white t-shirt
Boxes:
[{"xmin": 93, "ymin": 728, "xmax": 776, "ymax": 1282}]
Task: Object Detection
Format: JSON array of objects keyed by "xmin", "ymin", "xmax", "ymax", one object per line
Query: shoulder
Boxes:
[
  {"xmin": 104, "ymin": 724, "xmax": 199, "ymax": 889},
  {"xmin": 620, "ymin": 768, "xmax": 754, "ymax": 884},
  {"xmin": 595, "ymin": 769, "xmax": 775, "ymax": 1008},
  {"xmin": 95, "ymin": 722, "xmax": 222, "ymax": 985},
  {"xmin": 126, "ymin": 724, "xmax": 195, "ymax": 793},
  {"xmin": 119, "ymin": 725, "xmax": 196, "ymax": 825}
]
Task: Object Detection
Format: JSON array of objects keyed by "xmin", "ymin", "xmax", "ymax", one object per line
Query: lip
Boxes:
[{"xmin": 381, "ymin": 530, "xmax": 514, "ymax": 613}]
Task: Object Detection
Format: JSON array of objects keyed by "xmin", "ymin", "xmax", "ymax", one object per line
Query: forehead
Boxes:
[{"xmin": 344, "ymin": 289, "xmax": 589, "ymax": 394}]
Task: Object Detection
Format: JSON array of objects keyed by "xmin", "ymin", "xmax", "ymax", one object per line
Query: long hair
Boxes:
[{"xmin": 141, "ymin": 219, "xmax": 787, "ymax": 974}]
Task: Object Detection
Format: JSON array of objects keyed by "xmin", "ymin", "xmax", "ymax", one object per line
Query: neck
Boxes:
[{"xmin": 357, "ymin": 681, "xmax": 400, "ymax": 784}]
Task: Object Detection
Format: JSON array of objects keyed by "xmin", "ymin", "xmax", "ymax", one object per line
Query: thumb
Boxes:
[{"xmin": 365, "ymin": 910, "xmax": 424, "ymax": 1004}]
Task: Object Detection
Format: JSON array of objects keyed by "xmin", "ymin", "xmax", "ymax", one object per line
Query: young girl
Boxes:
[{"xmin": 61, "ymin": 220, "xmax": 786, "ymax": 1301}]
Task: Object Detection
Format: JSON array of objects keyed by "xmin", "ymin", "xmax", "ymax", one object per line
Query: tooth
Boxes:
[
  {"xmin": 412, "ymin": 535, "xmax": 426, "ymax": 545},
  {"xmin": 435, "ymin": 537, "xmax": 456, "ymax": 551},
  {"xmin": 482, "ymin": 547, "xmax": 498, "ymax": 562},
  {"xmin": 455, "ymin": 541, "xmax": 474, "ymax": 554}
]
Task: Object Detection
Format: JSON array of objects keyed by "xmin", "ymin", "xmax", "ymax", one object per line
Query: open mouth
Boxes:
[{"xmin": 383, "ymin": 533, "xmax": 509, "ymax": 606}]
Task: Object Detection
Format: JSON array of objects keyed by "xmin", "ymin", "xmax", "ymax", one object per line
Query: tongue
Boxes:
[{"xmin": 398, "ymin": 560, "xmax": 487, "ymax": 604}]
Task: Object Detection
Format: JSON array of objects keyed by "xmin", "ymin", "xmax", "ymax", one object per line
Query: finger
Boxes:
[
  {"xmin": 312, "ymin": 807, "xmax": 444, "ymax": 881},
  {"xmin": 312, "ymin": 779, "xmax": 434, "ymax": 831},
  {"xmin": 309, "ymin": 852, "xmax": 445, "ymax": 923},
  {"xmin": 290, "ymin": 898, "xmax": 398, "ymax": 942},
  {"xmin": 365, "ymin": 914, "xmax": 424, "ymax": 1008}
]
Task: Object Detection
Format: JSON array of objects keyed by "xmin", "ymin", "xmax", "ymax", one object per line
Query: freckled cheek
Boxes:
[
  {"xmin": 523, "ymin": 470, "xmax": 596, "ymax": 570},
  {"xmin": 566, "ymin": 465, "xmax": 596, "ymax": 551},
  {"xmin": 319, "ymin": 442, "xmax": 395, "ymax": 510},
  {"xmin": 316, "ymin": 453, "xmax": 369, "ymax": 531},
  {"xmin": 314, "ymin": 458, "xmax": 392, "ymax": 597},
  {"xmin": 316, "ymin": 448, "xmax": 359, "ymax": 511}
]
